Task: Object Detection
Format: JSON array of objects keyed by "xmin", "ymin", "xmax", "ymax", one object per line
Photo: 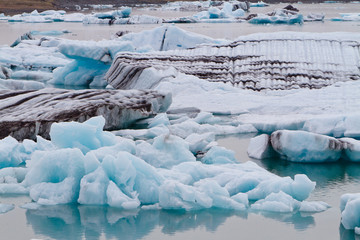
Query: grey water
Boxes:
[{"xmin": 1, "ymin": 2, "xmax": 360, "ymax": 240}]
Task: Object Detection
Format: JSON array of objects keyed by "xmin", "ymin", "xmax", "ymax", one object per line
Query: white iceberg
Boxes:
[{"xmin": 341, "ymin": 193, "xmax": 360, "ymax": 230}]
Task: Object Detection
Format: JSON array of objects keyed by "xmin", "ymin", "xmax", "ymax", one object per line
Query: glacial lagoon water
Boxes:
[
  {"xmin": 0, "ymin": 3, "xmax": 360, "ymax": 45},
  {"xmin": 1, "ymin": 3, "xmax": 360, "ymax": 240},
  {"xmin": 1, "ymin": 135, "xmax": 360, "ymax": 240}
]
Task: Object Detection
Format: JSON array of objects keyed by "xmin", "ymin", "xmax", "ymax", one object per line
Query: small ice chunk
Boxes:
[
  {"xmin": 0, "ymin": 204, "xmax": 14, "ymax": 214},
  {"xmin": 299, "ymin": 201, "xmax": 330, "ymax": 212},
  {"xmin": 185, "ymin": 132, "xmax": 215, "ymax": 154},
  {"xmin": 20, "ymin": 202, "xmax": 41, "ymax": 210},
  {"xmin": 247, "ymin": 134, "xmax": 276, "ymax": 159},
  {"xmin": 251, "ymin": 191, "xmax": 300, "ymax": 213}
]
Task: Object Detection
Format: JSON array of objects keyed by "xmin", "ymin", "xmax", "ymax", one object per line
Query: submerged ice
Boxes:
[{"xmin": 0, "ymin": 116, "xmax": 326, "ymax": 212}]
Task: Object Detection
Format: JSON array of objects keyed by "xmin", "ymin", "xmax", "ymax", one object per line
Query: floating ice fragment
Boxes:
[
  {"xmin": 271, "ymin": 130, "xmax": 343, "ymax": 162},
  {"xmin": 0, "ymin": 204, "xmax": 14, "ymax": 214},
  {"xmin": 299, "ymin": 201, "xmax": 330, "ymax": 212}
]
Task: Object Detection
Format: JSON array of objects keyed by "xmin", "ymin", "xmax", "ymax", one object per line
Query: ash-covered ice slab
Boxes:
[
  {"xmin": 0, "ymin": 88, "xmax": 171, "ymax": 141},
  {"xmin": 107, "ymin": 33, "xmax": 360, "ymax": 91}
]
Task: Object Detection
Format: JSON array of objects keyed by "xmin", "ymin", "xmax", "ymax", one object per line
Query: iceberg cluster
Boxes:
[{"xmin": 0, "ymin": 115, "xmax": 327, "ymax": 213}]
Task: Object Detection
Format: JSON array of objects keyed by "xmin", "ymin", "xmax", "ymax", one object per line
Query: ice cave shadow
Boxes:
[{"xmin": 25, "ymin": 204, "xmax": 317, "ymax": 239}]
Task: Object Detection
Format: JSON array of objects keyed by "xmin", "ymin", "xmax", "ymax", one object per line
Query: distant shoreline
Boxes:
[{"xmin": 0, "ymin": 0, "xmax": 356, "ymax": 15}]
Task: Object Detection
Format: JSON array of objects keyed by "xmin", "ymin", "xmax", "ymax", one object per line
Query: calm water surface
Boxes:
[{"xmin": 1, "ymin": 3, "xmax": 360, "ymax": 240}]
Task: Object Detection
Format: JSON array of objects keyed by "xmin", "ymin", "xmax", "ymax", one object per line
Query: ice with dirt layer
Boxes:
[
  {"xmin": 51, "ymin": 25, "xmax": 227, "ymax": 87},
  {"xmin": 270, "ymin": 130, "xmax": 343, "ymax": 162},
  {"xmin": 0, "ymin": 116, "xmax": 325, "ymax": 212}
]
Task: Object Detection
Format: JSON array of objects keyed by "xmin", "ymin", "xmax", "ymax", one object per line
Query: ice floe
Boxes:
[{"xmin": 0, "ymin": 204, "xmax": 14, "ymax": 214}]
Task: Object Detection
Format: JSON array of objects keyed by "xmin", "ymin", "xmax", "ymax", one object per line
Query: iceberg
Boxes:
[
  {"xmin": 341, "ymin": 193, "xmax": 360, "ymax": 230},
  {"xmin": 107, "ymin": 31, "xmax": 360, "ymax": 91},
  {"xmin": 0, "ymin": 89, "xmax": 171, "ymax": 141},
  {"xmin": 331, "ymin": 13, "xmax": 360, "ymax": 21},
  {"xmin": 0, "ymin": 204, "xmax": 14, "ymax": 214},
  {"xmin": 270, "ymin": 130, "xmax": 343, "ymax": 162}
]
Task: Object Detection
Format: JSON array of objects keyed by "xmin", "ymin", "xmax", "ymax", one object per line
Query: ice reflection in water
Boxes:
[{"xmin": 25, "ymin": 204, "xmax": 322, "ymax": 239}]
